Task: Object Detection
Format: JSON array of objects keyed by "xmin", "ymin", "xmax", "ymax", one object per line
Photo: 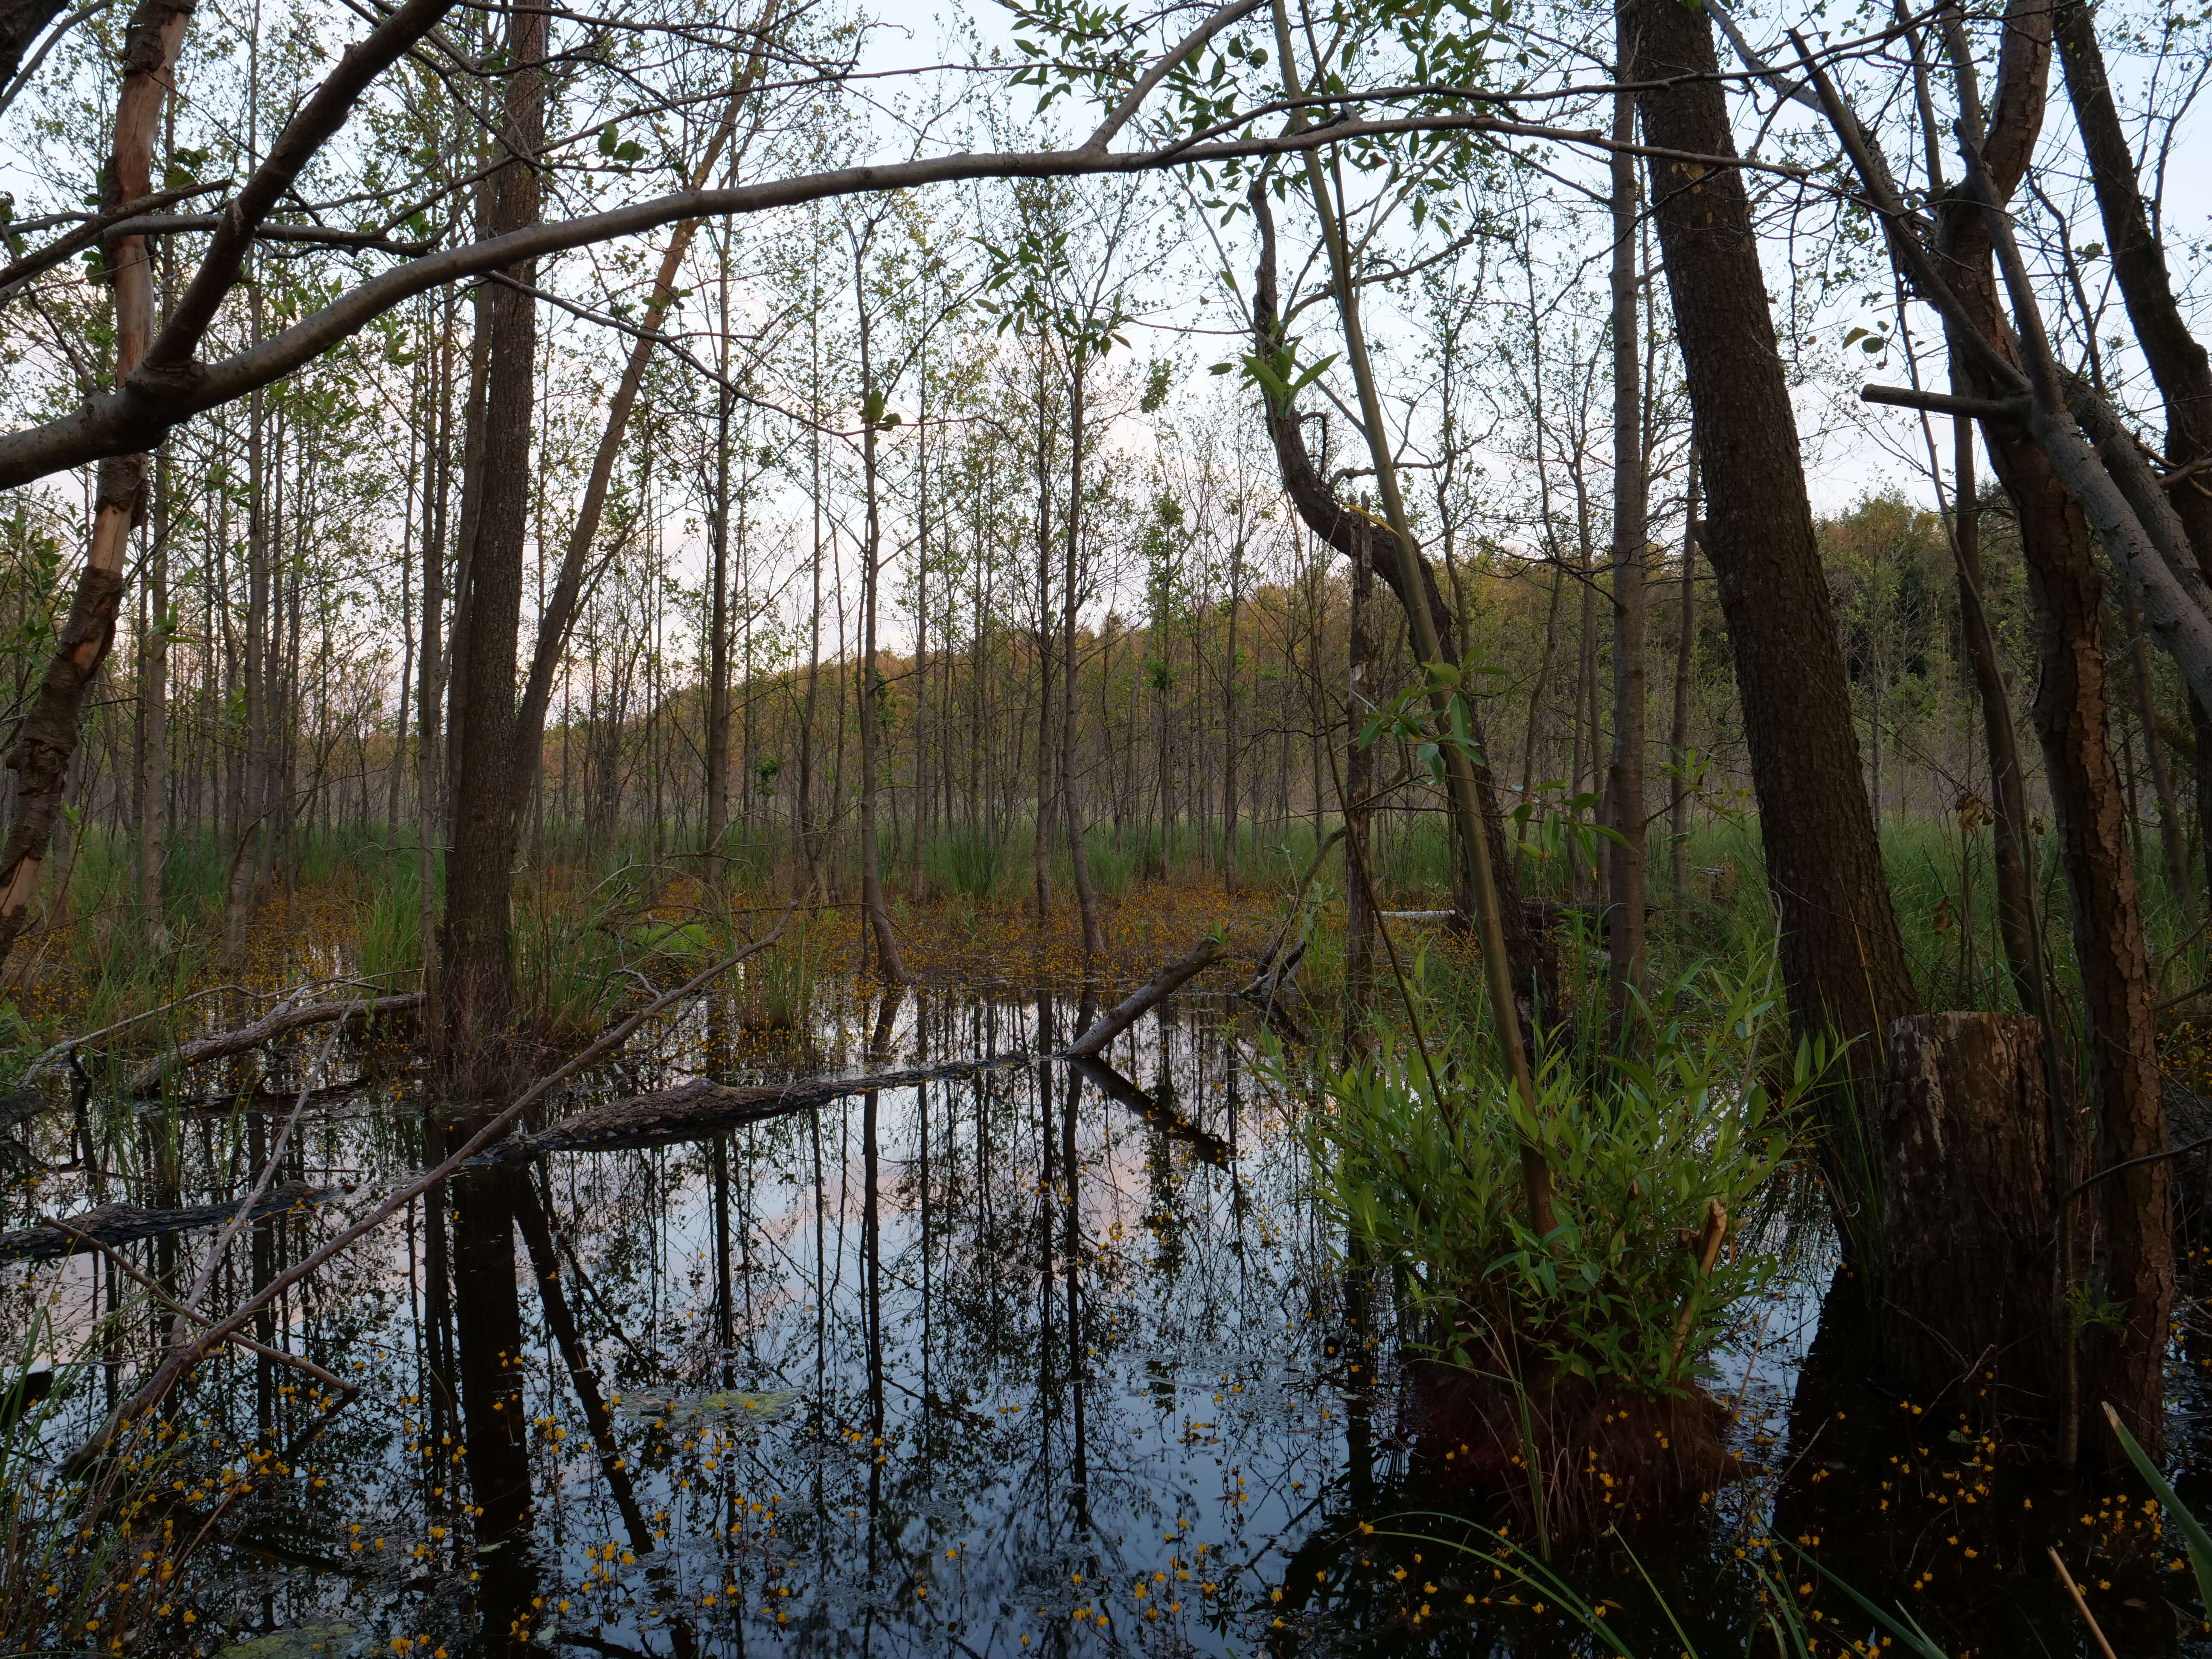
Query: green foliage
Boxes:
[
  {"xmin": 353, "ymin": 856, "xmax": 422, "ymax": 985},
  {"xmin": 929, "ymin": 830, "xmax": 1013, "ymax": 899},
  {"xmin": 2104, "ymin": 1402, "xmax": 2212, "ymax": 1617},
  {"xmin": 1309, "ymin": 945, "xmax": 1819, "ymax": 1392}
]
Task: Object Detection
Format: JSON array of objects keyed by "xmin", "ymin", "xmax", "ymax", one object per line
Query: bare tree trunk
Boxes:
[
  {"xmin": 704, "ymin": 245, "xmax": 733, "ymax": 867},
  {"xmin": 1063, "ymin": 350, "xmax": 1105, "ymax": 955},
  {"xmin": 1945, "ymin": 410, "xmax": 2043, "ymax": 1008},
  {"xmin": 0, "ymin": 0, "xmax": 190, "ymax": 975},
  {"xmin": 909, "ymin": 352, "xmax": 930, "ymax": 904},
  {"xmin": 1633, "ymin": 0, "xmax": 1918, "ymax": 1084},
  {"xmin": 1031, "ymin": 349, "xmax": 1055, "ymax": 920},
  {"xmin": 797, "ymin": 285, "xmax": 824, "ymax": 894},
  {"xmin": 1606, "ymin": 19, "xmax": 1648, "ymax": 1021},
  {"xmin": 1247, "ymin": 187, "xmax": 1554, "ymax": 1022},
  {"xmin": 2122, "ymin": 586, "xmax": 2193, "ymax": 913},
  {"xmin": 1345, "ymin": 540, "xmax": 1377, "ymax": 1020},
  {"xmin": 1222, "ymin": 540, "xmax": 1240, "ymax": 892},
  {"xmin": 438, "ymin": 0, "xmax": 544, "ymax": 1082},
  {"xmin": 1519, "ymin": 560, "xmax": 1564, "ymax": 880},
  {"xmin": 1935, "ymin": 0, "xmax": 2168, "ymax": 1462},
  {"xmin": 224, "ymin": 352, "xmax": 271, "ymax": 958},
  {"xmin": 854, "ymin": 250, "xmax": 906, "ymax": 986},
  {"xmin": 138, "ymin": 448, "xmax": 169, "ymax": 946},
  {"xmin": 510, "ymin": 68, "xmax": 761, "ymax": 803},
  {"xmin": 417, "ymin": 294, "xmax": 454, "ymax": 991},
  {"xmin": 2056, "ymin": 0, "xmax": 2212, "ymax": 902},
  {"xmin": 1667, "ymin": 448, "xmax": 1699, "ymax": 895}
]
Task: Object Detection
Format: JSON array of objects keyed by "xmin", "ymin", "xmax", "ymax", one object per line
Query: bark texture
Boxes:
[
  {"xmin": 438, "ymin": 0, "xmax": 544, "ymax": 1078},
  {"xmin": 1872, "ymin": 1013, "xmax": 2058, "ymax": 1417},
  {"xmin": 1633, "ymin": 0, "xmax": 1918, "ymax": 1079},
  {"xmin": 2056, "ymin": 0, "xmax": 2212, "ymax": 898},
  {"xmin": 1935, "ymin": 0, "xmax": 2171, "ymax": 1460},
  {"xmin": 0, "ymin": 0, "xmax": 189, "ymax": 973}
]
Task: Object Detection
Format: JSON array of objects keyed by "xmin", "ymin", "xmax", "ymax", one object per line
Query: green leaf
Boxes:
[{"xmin": 2104, "ymin": 1402, "xmax": 2212, "ymax": 1615}]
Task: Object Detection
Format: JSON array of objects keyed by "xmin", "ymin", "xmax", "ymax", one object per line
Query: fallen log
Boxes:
[
  {"xmin": 0, "ymin": 1180, "xmax": 333, "ymax": 1262},
  {"xmin": 0, "ymin": 1088, "xmax": 49, "ymax": 1132},
  {"xmin": 469, "ymin": 1055, "xmax": 1034, "ymax": 1163},
  {"xmin": 473, "ymin": 936, "xmax": 1233, "ymax": 1161},
  {"xmin": 129, "ymin": 992, "xmax": 423, "ymax": 1096},
  {"xmin": 1065, "ymin": 935, "xmax": 1224, "ymax": 1060}
]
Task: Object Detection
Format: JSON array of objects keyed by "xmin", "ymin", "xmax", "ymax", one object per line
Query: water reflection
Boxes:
[{"xmin": 0, "ymin": 981, "xmax": 2202, "ymax": 1654}]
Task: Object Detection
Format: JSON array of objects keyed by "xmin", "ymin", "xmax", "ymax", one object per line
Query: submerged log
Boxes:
[
  {"xmin": 0, "ymin": 1180, "xmax": 332, "ymax": 1262},
  {"xmin": 466, "ymin": 937, "xmax": 1233, "ymax": 1164},
  {"xmin": 1870, "ymin": 1012, "xmax": 2059, "ymax": 1422},
  {"xmin": 470, "ymin": 1056, "xmax": 1033, "ymax": 1163},
  {"xmin": 129, "ymin": 991, "xmax": 423, "ymax": 1096}
]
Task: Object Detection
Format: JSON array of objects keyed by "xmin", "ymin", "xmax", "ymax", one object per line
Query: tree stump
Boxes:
[{"xmin": 1871, "ymin": 1012, "xmax": 2060, "ymax": 1423}]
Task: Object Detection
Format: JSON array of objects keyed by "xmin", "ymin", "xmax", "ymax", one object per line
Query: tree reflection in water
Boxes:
[{"xmin": 1, "ymin": 981, "xmax": 2190, "ymax": 1656}]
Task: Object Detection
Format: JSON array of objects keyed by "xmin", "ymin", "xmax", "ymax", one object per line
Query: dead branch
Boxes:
[
  {"xmin": 1067, "ymin": 1057, "xmax": 1231, "ymax": 1166},
  {"xmin": 127, "ymin": 990, "xmax": 422, "ymax": 1096},
  {"xmin": 67, "ymin": 909, "xmax": 795, "ymax": 1474},
  {"xmin": 1065, "ymin": 935, "xmax": 1225, "ymax": 1060},
  {"xmin": 473, "ymin": 1054, "xmax": 1033, "ymax": 1162},
  {"xmin": 0, "ymin": 1180, "xmax": 330, "ymax": 1262}
]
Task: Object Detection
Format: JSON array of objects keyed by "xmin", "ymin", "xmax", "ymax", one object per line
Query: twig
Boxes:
[
  {"xmin": 2063, "ymin": 1131, "xmax": 2212, "ymax": 1204},
  {"xmin": 181, "ymin": 1025, "xmax": 340, "ymax": 1310},
  {"xmin": 2047, "ymin": 1547, "xmax": 2119, "ymax": 1659},
  {"xmin": 41, "ymin": 1217, "xmax": 355, "ymax": 1399}
]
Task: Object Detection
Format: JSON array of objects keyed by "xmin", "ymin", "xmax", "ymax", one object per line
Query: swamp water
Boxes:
[{"xmin": 6, "ymin": 979, "xmax": 2212, "ymax": 1657}]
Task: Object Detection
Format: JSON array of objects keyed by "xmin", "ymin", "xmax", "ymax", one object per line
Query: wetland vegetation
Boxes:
[{"xmin": 0, "ymin": 0, "xmax": 2211, "ymax": 1650}]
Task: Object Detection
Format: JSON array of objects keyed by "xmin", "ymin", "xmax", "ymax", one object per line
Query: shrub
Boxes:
[{"xmin": 1309, "ymin": 944, "xmax": 1823, "ymax": 1394}]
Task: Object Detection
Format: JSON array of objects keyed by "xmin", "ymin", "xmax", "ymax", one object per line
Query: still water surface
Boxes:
[{"xmin": 7, "ymin": 980, "xmax": 2210, "ymax": 1656}]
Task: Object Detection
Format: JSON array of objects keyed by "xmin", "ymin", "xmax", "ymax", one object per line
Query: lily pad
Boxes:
[
  {"xmin": 218, "ymin": 1626, "xmax": 358, "ymax": 1659},
  {"xmin": 616, "ymin": 1386, "xmax": 800, "ymax": 1428}
]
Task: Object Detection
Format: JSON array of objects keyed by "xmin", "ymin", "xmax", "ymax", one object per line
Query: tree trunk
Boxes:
[
  {"xmin": 1032, "ymin": 349, "xmax": 1055, "ymax": 920},
  {"xmin": 1633, "ymin": 0, "xmax": 1918, "ymax": 1083},
  {"xmin": 451, "ymin": 1159, "xmax": 534, "ymax": 1642},
  {"xmin": 1606, "ymin": 20, "xmax": 1648, "ymax": 1022},
  {"xmin": 138, "ymin": 448, "xmax": 169, "ymax": 945},
  {"xmin": 1345, "ymin": 540, "xmax": 1377, "ymax": 1025},
  {"xmin": 1667, "ymin": 448, "xmax": 1699, "ymax": 895},
  {"xmin": 854, "ymin": 261, "xmax": 906, "ymax": 986},
  {"xmin": 1936, "ymin": 0, "xmax": 2170, "ymax": 1461},
  {"xmin": 2122, "ymin": 586, "xmax": 2193, "ymax": 913},
  {"xmin": 439, "ymin": 0, "xmax": 544, "ymax": 1082},
  {"xmin": 0, "ymin": 0, "xmax": 190, "ymax": 975},
  {"xmin": 417, "ymin": 295, "xmax": 453, "ymax": 992},
  {"xmin": 1247, "ymin": 187, "xmax": 1554, "ymax": 1025},
  {"xmin": 1949, "ymin": 410, "xmax": 2043, "ymax": 1009},
  {"xmin": 1872, "ymin": 1013, "xmax": 2059, "ymax": 1425},
  {"xmin": 704, "ymin": 320, "xmax": 733, "ymax": 867},
  {"xmin": 2056, "ymin": 0, "xmax": 2212, "ymax": 902},
  {"xmin": 1063, "ymin": 349, "xmax": 1105, "ymax": 955}
]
